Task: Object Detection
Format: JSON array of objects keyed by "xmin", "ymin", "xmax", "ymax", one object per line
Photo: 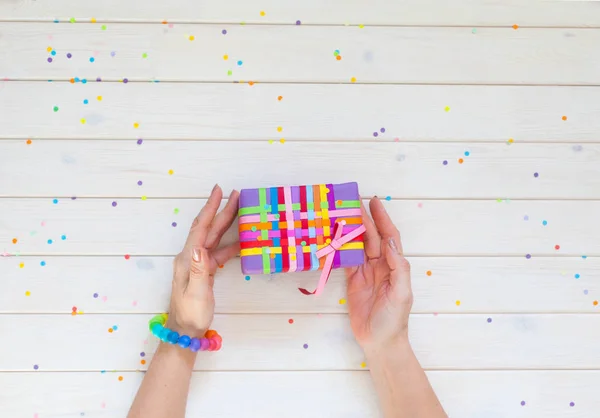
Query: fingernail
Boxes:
[
  {"xmin": 212, "ymin": 184, "xmax": 219, "ymax": 193},
  {"xmin": 389, "ymin": 238, "xmax": 398, "ymax": 252},
  {"xmin": 192, "ymin": 248, "xmax": 201, "ymax": 262}
]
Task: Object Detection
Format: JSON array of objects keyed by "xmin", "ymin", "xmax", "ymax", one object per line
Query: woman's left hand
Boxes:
[{"xmin": 167, "ymin": 184, "xmax": 240, "ymax": 338}]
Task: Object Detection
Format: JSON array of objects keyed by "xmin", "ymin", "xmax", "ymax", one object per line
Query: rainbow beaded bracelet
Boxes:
[{"xmin": 148, "ymin": 313, "xmax": 222, "ymax": 352}]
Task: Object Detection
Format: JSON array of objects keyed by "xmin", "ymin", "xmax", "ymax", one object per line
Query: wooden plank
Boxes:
[
  {"xmin": 2, "ymin": 141, "xmax": 600, "ymax": 198},
  {"xmin": 1, "ymin": 313, "xmax": 600, "ymax": 371},
  {"xmin": 0, "ymin": 371, "xmax": 596, "ymax": 418},
  {"xmin": 1, "ymin": 198, "xmax": 597, "ymax": 256},
  {"xmin": 1, "ymin": 82, "xmax": 598, "ymax": 142},
  {"xmin": 1, "ymin": 0, "xmax": 599, "ymax": 27},
  {"xmin": 1, "ymin": 23, "xmax": 599, "ymax": 84},
  {"xmin": 1, "ymin": 256, "xmax": 596, "ymax": 314}
]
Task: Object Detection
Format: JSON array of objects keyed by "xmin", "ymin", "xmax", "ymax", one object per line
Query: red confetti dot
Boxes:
[
  {"xmin": 288, "ymin": 319, "xmax": 294, "ymax": 324},
  {"xmin": 72, "ymin": 306, "xmax": 77, "ymax": 312},
  {"xmin": 124, "ymin": 254, "xmax": 130, "ymax": 260},
  {"xmin": 555, "ymin": 245, "xmax": 560, "ymax": 250}
]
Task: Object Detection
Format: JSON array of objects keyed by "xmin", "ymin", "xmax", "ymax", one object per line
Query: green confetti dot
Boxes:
[
  {"xmin": 173, "ymin": 208, "xmax": 179, "ymax": 214},
  {"xmin": 227, "ymin": 70, "xmax": 232, "ymax": 76},
  {"xmin": 101, "ymin": 25, "xmax": 107, "ymax": 30},
  {"xmin": 53, "ymin": 106, "xmax": 59, "ymax": 112},
  {"xmin": 70, "ymin": 17, "xmax": 76, "ymax": 23},
  {"xmin": 142, "ymin": 53, "xmax": 148, "ymax": 58},
  {"xmin": 472, "ymin": 28, "xmax": 477, "ymax": 34}
]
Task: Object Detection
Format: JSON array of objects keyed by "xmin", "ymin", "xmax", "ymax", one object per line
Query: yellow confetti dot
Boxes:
[
  {"xmin": 260, "ymin": 11, "xmax": 266, "ymax": 16},
  {"xmin": 141, "ymin": 195, "xmax": 147, "ymax": 200},
  {"xmin": 358, "ymin": 24, "xmax": 365, "ymax": 28},
  {"xmin": 189, "ymin": 35, "xmax": 195, "ymax": 41},
  {"xmin": 268, "ymin": 140, "xmax": 274, "ymax": 144},
  {"xmin": 350, "ymin": 77, "xmax": 357, "ymax": 83},
  {"xmin": 339, "ymin": 298, "xmax": 347, "ymax": 305},
  {"xmin": 168, "ymin": 169, "xmax": 174, "ymax": 175},
  {"xmin": 97, "ymin": 96, "xmax": 103, "ymax": 101},
  {"xmin": 25, "ymin": 291, "xmax": 31, "ymax": 297},
  {"xmin": 223, "ymin": 55, "xmax": 229, "ymax": 60},
  {"xmin": 46, "ymin": 46, "xmax": 52, "ymax": 52},
  {"xmin": 507, "ymin": 138, "xmax": 514, "ymax": 144},
  {"xmin": 445, "ymin": 106, "xmax": 451, "ymax": 112},
  {"xmin": 81, "ymin": 118, "xmax": 86, "ymax": 124},
  {"xmin": 91, "ymin": 17, "xmax": 97, "ymax": 23},
  {"xmin": 19, "ymin": 263, "xmax": 25, "ymax": 268},
  {"xmin": 455, "ymin": 300, "xmax": 461, "ymax": 306},
  {"xmin": 360, "ymin": 362, "xmax": 367, "ymax": 368},
  {"xmin": 133, "ymin": 122, "xmax": 139, "ymax": 128},
  {"xmin": 279, "ymin": 138, "xmax": 285, "ymax": 144},
  {"xmin": 277, "ymin": 126, "xmax": 283, "ymax": 132}
]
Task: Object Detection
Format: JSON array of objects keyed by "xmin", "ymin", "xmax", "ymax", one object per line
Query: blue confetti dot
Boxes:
[
  {"xmin": 83, "ymin": 99, "xmax": 89, "ymax": 104},
  {"xmin": 442, "ymin": 160, "xmax": 448, "ymax": 165},
  {"xmin": 40, "ymin": 261, "xmax": 46, "ymax": 267},
  {"xmin": 464, "ymin": 151, "xmax": 470, "ymax": 156},
  {"xmin": 89, "ymin": 57, "xmax": 95, "ymax": 63},
  {"xmin": 575, "ymin": 273, "xmax": 581, "ymax": 279},
  {"xmin": 53, "ymin": 19, "xmax": 59, "ymax": 23},
  {"xmin": 82, "ymin": 79, "xmax": 87, "ymax": 84},
  {"xmin": 74, "ymin": 77, "xmax": 80, "ymax": 82},
  {"xmin": 385, "ymin": 196, "xmax": 391, "ymax": 201},
  {"xmin": 245, "ymin": 275, "xmax": 251, "ymax": 281},
  {"xmin": 542, "ymin": 220, "xmax": 548, "ymax": 226},
  {"xmin": 237, "ymin": 60, "xmax": 243, "ymax": 66},
  {"xmin": 52, "ymin": 198, "xmax": 58, "ymax": 204},
  {"xmin": 47, "ymin": 239, "xmax": 53, "ymax": 244},
  {"xmin": 51, "ymin": 50, "xmax": 56, "ymax": 56},
  {"xmin": 487, "ymin": 318, "xmax": 492, "ymax": 323},
  {"xmin": 112, "ymin": 325, "xmax": 118, "ymax": 331},
  {"xmin": 582, "ymin": 255, "xmax": 587, "ymax": 259},
  {"xmin": 61, "ymin": 235, "xmax": 67, "ymax": 240}
]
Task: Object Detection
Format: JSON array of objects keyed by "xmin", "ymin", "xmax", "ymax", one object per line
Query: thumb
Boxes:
[
  {"xmin": 385, "ymin": 238, "xmax": 412, "ymax": 295},
  {"xmin": 187, "ymin": 247, "xmax": 213, "ymax": 295}
]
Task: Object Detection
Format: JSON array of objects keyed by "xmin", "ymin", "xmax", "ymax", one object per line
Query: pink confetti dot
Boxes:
[
  {"xmin": 417, "ymin": 202, "xmax": 423, "ymax": 208},
  {"xmin": 132, "ymin": 300, "xmax": 138, "ymax": 306},
  {"xmin": 102, "ymin": 296, "xmax": 108, "ymax": 302}
]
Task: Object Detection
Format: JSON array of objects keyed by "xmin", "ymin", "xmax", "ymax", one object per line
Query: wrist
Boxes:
[
  {"xmin": 166, "ymin": 317, "xmax": 207, "ymax": 339},
  {"xmin": 364, "ymin": 336, "xmax": 412, "ymax": 362},
  {"xmin": 157, "ymin": 340, "xmax": 197, "ymax": 365}
]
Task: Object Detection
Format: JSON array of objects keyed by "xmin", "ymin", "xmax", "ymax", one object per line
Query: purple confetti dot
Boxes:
[
  {"xmin": 303, "ymin": 344, "xmax": 308, "ymax": 349},
  {"xmin": 521, "ymin": 401, "xmax": 526, "ymax": 406},
  {"xmin": 534, "ymin": 172, "xmax": 539, "ymax": 178},
  {"xmin": 524, "ymin": 215, "xmax": 529, "ymax": 221},
  {"xmin": 570, "ymin": 402, "xmax": 575, "ymax": 407},
  {"xmin": 110, "ymin": 51, "xmax": 116, "ymax": 57},
  {"xmin": 487, "ymin": 318, "xmax": 492, "ymax": 323},
  {"xmin": 47, "ymin": 57, "xmax": 53, "ymax": 63},
  {"xmin": 373, "ymin": 132, "xmax": 378, "ymax": 137},
  {"xmin": 137, "ymin": 139, "xmax": 143, "ymax": 145},
  {"xmin": 525, "ymin": 254, "xmax": 531, "ymax": 259},
  {"xmin": 123, "ymin": 78, "xmax": 129, "ymax": 83},
  {"xmin": 296, "ymin": 20, "xmax": 301, "ymax": 25},
  {"xmin": 67, "ymin": 53, "xmax": 72, "ymax": 59},
  {"xmin": 380, "ymin": 127, "xmax": 385, "ymax": 133},
  {"xmin": 93, "ymin": 293, "xmax": 98, "ymax": 298},
  {"xmin": 96, "ymin": 77, "xmax": 102, "ymax": 82},
  {"xmin": 222, "ymin": 29, "xmax": 227, "ymax": 35},
  {"xmin": 112, "ymin": 201, "xmax": 117, "ymax": 207},
  {"xmin": 443, "ymin": 160, "xmax": 448, "ymax": 165},
  {"xmin": 137, "ymin": 180, "xmax": 143, "ymax": 186},
  {"xmin": 584, "ymin": 289, "xmax": 589, "ymax": 295},
  {"xmin": 33, "ymin": 365, "xmax": 39, "ymax": 370},
  {"xmin": 71, "ymin": 196, "xmax": 77, "ymax": 200},
  {"xmin": 140, "ymin": 352, "xmax": 146, "ymax": 357},
  {"xmin": 172, "ymin": 222, "xmax": 177, "ymax": 227}
]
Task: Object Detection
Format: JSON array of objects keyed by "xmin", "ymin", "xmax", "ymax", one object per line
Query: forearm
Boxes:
[
  {"xmin": 127, "ymin": 342, "xmax": 196, "ymax": 418},
  {"xmin": 366, "ymin": 339, "xmax": 447, "ymax": 418}
]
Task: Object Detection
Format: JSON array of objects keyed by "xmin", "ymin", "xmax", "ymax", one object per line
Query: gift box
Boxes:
[{"xmin": 238, "ymin": 182, "xmax": 366, "ymax": 295}]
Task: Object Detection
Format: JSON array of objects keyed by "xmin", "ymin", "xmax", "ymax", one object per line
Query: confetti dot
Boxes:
[
  {"xmin": 575, "ymin": 273, "xmax": 580, "ymax": 279},
  {"xmin": 279, "ymin": 139, "xmax": 285, "ymax": 144},
  {"xmin": 288, "ymin": 319, "xmax": 294, "ymax": 324},
  {"xmin": 137, "ymin": 139, "xmax": 143, "ymax": 145},
  {"xmin": 426, "ymin": 270, "xmax": 432, "ymax": 276},
  {"xmin": 53, "ymin": 106, "xmax": 59, "ymax": 112},
  {"xmin": 524, "ymin": 215, "xmax": 529, "ymax": 221},
  {"xmin": 112, "ymin": 325, "xmax": 118, "ymax": 331},
  {"xmin": 487, "ymin": 318, "xmax": 492, "ymax": 323},
  {"xmin": 303, "ymin": 344, "xmax": 308, "ymax": 349},
  {"xmin": 555, "ymin": 244, "xmax": 560, "ymax": 250},
  {"xmin": 245, "ymin": 275, "xmax": 251, "ymax": 281},
  {"xmin": 141, "ymin": 359, "xmax": 146, "ymax": 365},
  {"xmin": 26, "ymin": 139, "xmax": 32, "ymax": 145},
  {"xmin": 223, "ymin": 54, "xmax": 229, "ymax": 60},
  {"xmin": 40, "ymin": 261, "xmax": 46, "ymax": 266},
  {"xmin": 455, "ymin": 300, "xmax": 461, "ymax": 306},
  {"xmin": 301, "ymin": 241, "xmax": 307, "ymax": 246},
  {"xmin": 171, "ymin": 222, "xmax": 177, "ymax": 227},
  {"xmin": 101, "ymin": 25, "xmax": 107, "ymax": 30},
  {"xmin": 464, "ymin": 151, "xmax": 470, "ymax": 157},
  {"xmin": 350, "ymin": 77, "xmax": 357, "ymax": 83},
  {"xmin": 47, "ymin": 239, "xmax": 53, "ymax": 244},
  {"xmin": 123, "ymin": 78, "xmax": 129, "ymax": 84},
  {"xmin": 296, "ymin": 20, "xmax": 301, "ymax": 25},
  {"xmin": 583, "ymin": 289, "xmax": 588, "ymax": 295},
  {"xmin": 380, "ymin": 128, "xmax": 386, "ymax": 133},
  {"xmin": 133, "ymin": 122, "xmax": 139, "ymax": 128},
  {"xmin": 339, "ymin": 298, "xmax": 347, "ymax": 305},
  {"xmin": 33, "ymin": 365, "xmax": 39, "ymax": 370},
  {"xmin": 444, "ymin": 106, "xmax": 450, "ymax": 112},
  {"xmin": 110, "ymin": 51, "xmax": 116, "ymax": 57},
  {"xmin": 542, "ymin": 220, "xmax": 548, "ymax": 226},
  {"xmin": 137, "ymin": 180, "xmax": 143, "ymax": 186},
  {"xmin": 221, "ymin": 29, "xmax": 227, "ymax": 35},
  {"xmin": 521, "ymin": 401, "xmax": 526, "ymax": 406},
  {"xmin": 277, "ymin": 126, "xmax": 283, "ymax": 132},
  {"xmin": 19, "ymin": 263, "xmax": 24, "ymax": 268},
  {"xmin": 111, "ymin": 201, "xmax": 117, "ymax": 207},
  {"xmin": 360, "ymin": 362, "xmax": 366, "ymax": 368},
  {"xmin": 168, "ymin": 169, "xmax": 174, "ymax": 175},
  {"xmin": 142, "ymin": 53, "xmax": 148, "ymax": 58},
  {"xmin": 277, "ymin": 96, "xmax": 283, "ymax": 101},
  {"xmin": 81, "ymin": 118, "xmax": 86, "ymax": 124},
  {"xmin": 562, "ymin": 116, "xmax": 567, "ymax": 121},
  {"xmin": 83, "ymin": 99, "xmax": 89, "ymax": 105},
  {"xmin": 373, "ymin": 132, "xmax": 379, "ymax": 137},
  {"xmin": 47, "ymin": 57, "xmax": 53, "ymax": 63},
  {"xmin": 443, "ymin": 160, "xmax": 448, "ymax": 165},
  {"xmin": 594, "ymin": 301, "xmax": 598, "ymax": 306},
  {"xmin": 251, "ymin": 226, "xmax": 257, "ymax": 232},
  {"xmin": 124, "ymin": 254, "xmax": 130, "ymax": 260},
  {"xmin": 237, "ymin": 60, "xmax": 243, "ymax": 66},
  {"xmin": 260, "ymin": 11, "xmax": 266, "ymax": 16},
  {"xmin": 118, "ymin": 376, "xmax": 123, "ymax": 381},
  {"xmin": 336, "ymin": 55, "xmax": 342, "ymax": 61},
  {"xmin": 385, "ymin": 196, "xmax": 391, "ymax": 201},
  {"xmin": 141, "ymin": 195, "xmax": 147, "ymax": 200},
  {"xmin": 513, "ymin": 24, "xmax": 519, "ymax": 30},
  {"xmin": 458, "ymin": 158, "xmax": 464, "ymax": 164},
  {"xmin": 61, "ymin": 235, "xmax": 66, "ymax": 240},
  {"xmin": 89, "ymin": 57, "xmax": 95, "ymax": 63},
  {"xmin": 534, "ymin": 172, "xmax": 539, "ymax": 178},
  {"xmin": 25, "ymin": 291, "xmax": 31, "ymax": 296},
  {"xmin": 97, "ymin": 96, "xmax": 103, "ymax": 101},
  {"xmin": 93, "ymin": 293, "xmax": 98, "ymax": 298},
  {"xmin": 525, "ymin": 254, "xmax": 531, "ymax": 259},
  {"xmin": 12, "ymin": 238, "xmax": 17, "ymax": 244},
  {"xmin": 189, "ymin": 35, "xmax": 195, "ymax": 41},
  {"xmin": 507, "ymin": 138, "xmax": 514, "ymax": 144}
]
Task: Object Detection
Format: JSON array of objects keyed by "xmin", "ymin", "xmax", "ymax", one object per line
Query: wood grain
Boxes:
[
  {"xmin": 2, "ymin": 23, "xmax": 599, "ymax": 84},
  {"xmin": 1, "ymin": 198, "xmax": 598, "ymax": 256},
  {"xmin": 1, "ymin": 314, "xmax": 600, "ymax": 371},
  {"xmin": 1, "ymin": 0, "xmax": 599, "ymax": 27},
  {"xmin": 2, "ymin": 82, "xmax": 597, "ymax": 142},
  {"xmin": 1, "ymin": 256, "xmax": 596, "ymax": 314},
  {"xmin": 0, "ymin": 371, "xmax": 596, "ymax": 418}
]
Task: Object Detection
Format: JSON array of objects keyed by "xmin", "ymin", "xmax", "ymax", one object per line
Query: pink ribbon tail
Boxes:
[{"xmin": 298, "ymin": 221, "xmax": 366, "ymax": 296}]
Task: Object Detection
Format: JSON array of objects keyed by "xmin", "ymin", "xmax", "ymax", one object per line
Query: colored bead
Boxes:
[
  {"xmin": 208, "ymin": 338, "xmax": 218, "ymax": 351},
  {"xmin": 205, "ymin": 330, "xmax": 217, "ymax": 339},
  {"xmin": 149, "ymin": 321, "xmax": 162, "ymax": 332},
  {"xmin": 199, "ymin": 338, "xmax": 210, "ymax": 351},
  {"xmin": 211, "ymin": 334, "xmax": 223, "ymax": 344},
  {"xmin": 178, "ymin": 335, "xmax": 191, "ymax": 349},
  {"xmin": 159, "ymin": 327, "xmax": 171, "ymax": 342},
  {"xmin": 213, "ymin": 338, "xmax": 222, "ymax": 351},
  {"xmin": 189, "ymin": 338, "xmax": 201, "ymax": 352},
  {"xmin": 167, "ymin": 331, "xmax": 180, "ymax": 344},
  {"xmin": 151, "ymin": 323, "xmax": 163, "ymax": 336}
]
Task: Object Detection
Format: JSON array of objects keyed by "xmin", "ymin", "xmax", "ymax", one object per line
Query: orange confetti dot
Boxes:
[
  {"xmin": 458, "ymin": 158, "xmax": 464, "ymax": 164},
  {"xmin": 162, "ymin": 20, "xmax": 168, "ymax": 25},
  {"xmin": 426, "ymin": 270, "xmax": 432, "ymax": 276},
  {"xmin": 562, "ymin": 116, "xmax": 567, "ymax": 121},
  {"xmin": 219, "ymin": 264, "xmax": 224, "ymax": 268},
  {"xmin": 12, "ymin": 238, "xmax": 17, "ymax": 244},
  {"xmin": 513, "ymin": 24, "xmax": 519, "ymax": 30},
  {"xmin": 118, "ymin": 376, "xmax": 124, "ymax": 381},
  {"xmin": 248, "ymin": 81, "xmax": 255, "ymax": 86},
  {"xmin": 140, "ymin": 359, "xmax": 146, "ymax": 365},
  {"xmin": 71, "ymin": 311, "xmax": 77, "ymax": 316},
  {"xmin": 108, "ymin": 328, "xmax": 113, "ymax": 333},
  {"xmin": 277, "ymin": 96, "xmax": 283, "ymax": 101},
  {"xmin": 26, "ymin": 139, "xmax": 32, "ymax": 145},
  {"xmin": 455, "ymin": 300, "xmax": 461, "ymax": 306},
  {"xmin": 189, "ymin": 35, "xmax": 195, "ymax": 41},
  {"xmin": 70, "ymin": 78, "xmax": 75, "ymax": 84},
  {"xmin": 336, "ymin": 55, "xmax": 342, "ymax": 61},
  {"xmin": 594, "ymin": 301, "xmax": 598, "ymax": 306}
]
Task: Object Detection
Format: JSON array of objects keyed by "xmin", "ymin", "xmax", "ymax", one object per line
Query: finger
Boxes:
[
  {"xmin": 361, "ymin": 200, "xmax": 381, "ymax": 259},
  {"xmin": 186, "ymin": 247, "xmax": 214, "ymax": 296},
  {"xmin": 185, "ymin": 184, "xmax": 223, "ymax": 249},
  {"xmin": 212, "ymin": 242, "xmax": 241, "ymax": 270},
  {"xmin": 205, "ymin": 190, "xmax": 240, "ymax": 250},
  {"xmin": 385, "ymin": 238, "xmax": 412, "ymax": 293},
  {"xmin": 370, "ymin": 197, "xmax": 402, "ymax": 254}
]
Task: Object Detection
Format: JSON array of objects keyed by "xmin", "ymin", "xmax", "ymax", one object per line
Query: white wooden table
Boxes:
[{"xmin": 1, "ymin": 1, "xmax": 599, "ymax": 417}]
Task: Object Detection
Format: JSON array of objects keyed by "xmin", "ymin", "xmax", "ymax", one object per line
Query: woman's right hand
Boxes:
[{"xmin": 345, "ymin": 197, "xmax": 414, "ymax": 352}]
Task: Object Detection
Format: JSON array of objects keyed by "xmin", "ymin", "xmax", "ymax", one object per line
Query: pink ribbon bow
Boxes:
[{"xmin": 299, "ymin": 220, "xmax": 366, "ymax": 296}]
